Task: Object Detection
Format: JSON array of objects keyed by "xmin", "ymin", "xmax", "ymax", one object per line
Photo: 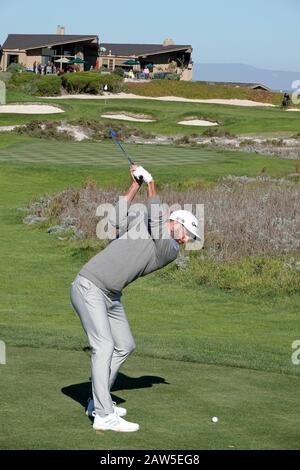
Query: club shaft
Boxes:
[
  {"xmin": 110, "ymin": 131, "xmax": 134, "ymax": 165},
  {"xmin": 116, "ymin": 140, "xmax": 134, "ymax": 165},
  {"xmin": 109, "ymin": 129, "xmax": 143, "ymax": 181}
]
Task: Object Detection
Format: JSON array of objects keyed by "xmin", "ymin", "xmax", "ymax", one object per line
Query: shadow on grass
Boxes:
[{"xmin": 61, "ymin": 372, "xmax": 169, "ymax": 409}]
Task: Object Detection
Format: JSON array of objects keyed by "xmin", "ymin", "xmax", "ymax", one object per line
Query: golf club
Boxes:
[
  {"xmin": 108, "ymin": 128, "xmax": 135, "ymax": 165},
  {"xmin": 108, "ymin": 129, "xmax": 143, "ymax": 182}
]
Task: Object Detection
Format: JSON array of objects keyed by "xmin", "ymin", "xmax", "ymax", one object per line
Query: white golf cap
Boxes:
[{"xmin": 169, "ymin": 210, "xmax": 201, "ymax": 240}]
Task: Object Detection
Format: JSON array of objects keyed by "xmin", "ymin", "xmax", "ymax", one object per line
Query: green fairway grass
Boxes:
[
  {"xmin": 0, "ymin": 107, "xmax": 300, "ymax": 448},
  {"xmin": 0, "ymin": 135, "xmax": 297, "ymax": 183},
  {"xmin": 1, "ymin": 90, "xmax": 300, "ymax": 136},
  {"xmin": 1, "ymin": 348, "xmax": 299, "ymax": 450}
]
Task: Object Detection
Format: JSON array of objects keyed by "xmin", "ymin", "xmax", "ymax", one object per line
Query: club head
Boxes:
[{"xmin": 108, "ymin": 129, "xmax": 118, "ymax": 139}]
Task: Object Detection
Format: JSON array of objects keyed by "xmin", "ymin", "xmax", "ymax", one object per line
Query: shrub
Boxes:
[
  {"xmin": 61, "ymin": 73, "xmax": 100, "ymax": 94},
  {"xmin": 202, "ymin": 128, "xmax": 236, "ymax": 138},
  {"xmin": 23, "ymin": 178, "xmax": 300, "ymax": 260},
  {"xmin": 15, "ymin": 121, "xmax": 71, "ymax": 140},
  {"xmin": 153, "ymin": 72, "xmax": 180, "ymax": 80},
  {"xmin": 158, "ymin": 254, "xmax": 300, "ymax": 297},
  {"xmin": 23, "ymin": 179, "xmax": 300, "ymax": 296},
  {"xmin": 61, "ymin": 72, "xmax": 123, "ymax": 94},
  {"xmin": 175, "ymin": 135, "xmax": 192, "ymax": 145},
  {"xmin": 112, "ymin": 68, "xmax": 125, "ymax": 78},
  {"xmin": 9, "ymin": 73, "xmax": 61, "ymax": 96},
  {"xmin": 7, "ymin": 63, "xmax": 26, "ymax": 74},
  {"xmin": 198, "ymin": 255, "xmax": 300, "ymax": 296},
  {"xmin": 165, "ymin": 72, "xmax": 180, "ymax": 80},
  {"xmin": 10, "ymin": 73, "xmax": 37, "ymax": 86},
  {"xmin": 26, "ymin": 76, "xmax": 61, "ymax": 96},
  {"xmin": 16, "ymin": 119, "xmax": 155, "ymax": 142}
]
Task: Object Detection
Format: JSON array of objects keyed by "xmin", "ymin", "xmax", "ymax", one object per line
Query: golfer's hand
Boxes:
[
  {"xmin": 130, "ymin": 165, "xmax": 142, "ymax": 184},
  {"xmin": 133, "ymin": 166, "xmax": 153, "ymax": 184}
]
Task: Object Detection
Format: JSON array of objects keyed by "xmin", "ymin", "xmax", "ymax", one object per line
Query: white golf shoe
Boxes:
[
  {"xmin": 93, "ymin": 412, "xmax": 139, "ymax": 432},
  {"xmin": 85, "ymin": 397, "xmax": 127, "ymax": 418}
]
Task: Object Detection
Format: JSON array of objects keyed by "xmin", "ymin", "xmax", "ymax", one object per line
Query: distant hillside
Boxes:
[{"xmin": 193, "ymin": 63, "xmax": 300, "ymax": 92}]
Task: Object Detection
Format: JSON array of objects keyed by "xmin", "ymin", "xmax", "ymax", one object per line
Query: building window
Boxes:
[{"xmin": 7, "ymin": 54, "xmax": 19, "ymax": 66}]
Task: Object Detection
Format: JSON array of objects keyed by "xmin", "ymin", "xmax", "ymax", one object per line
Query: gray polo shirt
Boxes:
[{"xmin": 79, "ymin": 196, "xmax": 179, "ymax": 296}]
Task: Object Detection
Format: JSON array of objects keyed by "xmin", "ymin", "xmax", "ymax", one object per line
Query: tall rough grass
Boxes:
[
  {"xmin": 125, "ymin": 81, "xmax": 281, "ymax": 105},
  {"xmin": 23, "ymin": 178, "xmax": 300, "ymax": 295},
  {"xmin": 25, "ymin": 177, "xmax": 300, "ymax": 260}
]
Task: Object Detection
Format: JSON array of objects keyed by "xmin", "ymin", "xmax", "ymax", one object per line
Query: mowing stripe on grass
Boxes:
[
  {"xmin": 0, "ymin": 139, "xmax": 297, "ymax": 184},
  {"xmin": 0, "ymin": 141, "xmax": 217, "ymax": 167}
]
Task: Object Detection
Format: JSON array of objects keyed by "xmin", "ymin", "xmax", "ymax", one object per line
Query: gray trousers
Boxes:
[{"xmin": 70, "ymin": 274, "xmax": 136, "ymax": 417}]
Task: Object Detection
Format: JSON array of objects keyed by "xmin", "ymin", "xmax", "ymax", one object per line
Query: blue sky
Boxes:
[{"xmin": 1, "ymin": 0, "xmax": 299, "ymax": 71}]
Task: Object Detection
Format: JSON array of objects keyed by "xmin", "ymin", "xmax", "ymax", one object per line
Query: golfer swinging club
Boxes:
[{"xmin": 70, "ymin": 165, "xmax": 201, "ymax": 432}]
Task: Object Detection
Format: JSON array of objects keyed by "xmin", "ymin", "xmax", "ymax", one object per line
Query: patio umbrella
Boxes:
[
  {"xmin": 123, "ymin": 59, "xmax": 140, "ymax": 65},
  {"xmin": 54, "ymin": 57, "xmax": 70, "ymax": 68},
  {"xmin": 54, "ymin": 57, "xmax": 70, "ymax": 63},
  {"xmin": 68, "ymin": 58, "xmax": 87, "ymax": 64}
]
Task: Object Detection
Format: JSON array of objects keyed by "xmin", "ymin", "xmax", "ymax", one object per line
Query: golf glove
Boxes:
[{"xmin": 133, "ymin": 166, "xmax": 153, "ymax": 184}]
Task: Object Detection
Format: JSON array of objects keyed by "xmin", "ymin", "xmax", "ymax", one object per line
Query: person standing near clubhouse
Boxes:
[
  {"xmin": 70, "ymin": 165, "xmax": 201, "ymax": 432},
  {"xmin": 143, "ymin": 66, "xmax": 150, "ymax": 79}
]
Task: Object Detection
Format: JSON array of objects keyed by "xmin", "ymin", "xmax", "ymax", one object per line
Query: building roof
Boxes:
[
  {"xmin": 2, "ymin": 35, "xmax": 191, "ymax": 58},
  {"xmin": 2, "ymin": 34, "xmax": 98, "ymax": 50},
  {"xmin": 100, "ymin": 43, "xmax": 192, "ymax": 57}
]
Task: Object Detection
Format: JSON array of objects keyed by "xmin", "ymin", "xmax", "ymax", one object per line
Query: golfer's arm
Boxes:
[
  {"xmin": 147, "ymin": 181, "xmax": 169, "ymax": 246},
  {"xmin": 147, "ymin": 180, "xmax": 157, "ymax": 198},
  {"xmin": 124, "ymin": 180, "xmax": 141, "ymax": 202},
  {"xmin": 109, "ymin": 182, "xmax": 140, "ymax": 232}
]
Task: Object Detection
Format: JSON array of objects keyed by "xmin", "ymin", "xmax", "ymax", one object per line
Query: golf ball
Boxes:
[{"xmin": 212, "ymin": 416, "xmax": 219, "ymax": 423}]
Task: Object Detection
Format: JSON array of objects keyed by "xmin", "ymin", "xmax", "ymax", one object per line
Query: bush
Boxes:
[
  {"xmin": 23, "ymin": 179, "xmax": 300, "ymax": 296},
  {"xmin": 7, "ymin": 63, "xmax": 26, "ymax": 74},
  {"xmin": 165, "ymin": 73, "xmax": 180, "ymax": 80},
  {"xmin": 202, "ymin": 127, "xmax": 236, "ymax": 138},
  {"xmin": 112, "ymin": 68, "xmax": 125, "ymax": 78},
  {"xmin": 158, "ymin": 254, "xmax": 300, "ymax": 297},
  {"xmin": 196, "ymin": 255, "xmax": 300, "ymax": 296},
  {"xmin": 61, "ymin": 72, "xmax": 123, "ymax": 94},
  {"xmin": 28, "ymin": 75, "xmax": 61, "ymax": 96},
  {"xmin": 15, "ymin": 121, "xmax": 71, "ymax": 140},
  {"xmin": 175, "ymin": 135, "xmax": 192, "ymax": 145},
  {"xmin": 9, "ymin": 73, "xmax": 61, "ymax": 96},
  {"xmin": 27, "ymin": 76, "xmax": 61, "ymax": 96},
  {"xmin": 153, "ymin": 72, "xmax": 180, "ymax": 80},
  {"xmin": 10, "ymin": 73, "xmax": 37, "ymax": 86}
]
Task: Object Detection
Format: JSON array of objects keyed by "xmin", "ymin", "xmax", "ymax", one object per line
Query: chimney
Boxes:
[
  {"xmin": 57, "ymin": 25, "xmax": 65, "ymax": 35},
  {"xmin": 163, "ymin": 38, "xmax": 175, "ymax": 46}
]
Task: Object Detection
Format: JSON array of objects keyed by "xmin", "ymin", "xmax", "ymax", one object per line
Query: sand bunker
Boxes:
[
  {"xmin": 155, "ymin": 97, "xmax": 276, "ymax": 107},
  {"xmin": 101, "ymin": 113, "xmax": 155, "ymax": 122},
  {"xmin": 46, "ymin": 93, "xmax": 276, "ymax": 107},
  {"xmin": 287, "ymin": 109, "xmax": 300, "ymax": 112},
  {"xmin": 0, "ymin": 125, "xmax": 18, "ymax": 132},
  {"xmin": 0, "ymin": 104, "xmax": 64, "ymax": 114},
  {"xmin": 178, "ymin": 119, "xmax": 219, "ymax": 127}
]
